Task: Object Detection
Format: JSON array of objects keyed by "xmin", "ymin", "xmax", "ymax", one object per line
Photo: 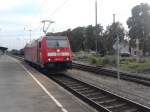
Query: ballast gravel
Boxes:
[{"xmin": 66, "ymin": 69, "xmax": 150, "ymax": 107}]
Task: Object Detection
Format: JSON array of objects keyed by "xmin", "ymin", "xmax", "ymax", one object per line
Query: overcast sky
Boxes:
[{"xmin": 0, "ymin": 0, "xmax": 149, "ymax": 50}]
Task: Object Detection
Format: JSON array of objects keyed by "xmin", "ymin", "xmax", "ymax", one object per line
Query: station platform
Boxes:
[{"xmin": 0, "ymin": 55, "xmax": 94, "ymax": 112}]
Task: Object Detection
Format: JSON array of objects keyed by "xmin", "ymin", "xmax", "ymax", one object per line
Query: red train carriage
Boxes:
[{"xmin": 24, "ymin": 35, "xmax": 72, "ymax": 70}]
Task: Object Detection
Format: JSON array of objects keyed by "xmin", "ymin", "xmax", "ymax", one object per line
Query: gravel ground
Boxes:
[{"xmin": 65, "ymin": 69, "xmax": 150, "ymax": 107}]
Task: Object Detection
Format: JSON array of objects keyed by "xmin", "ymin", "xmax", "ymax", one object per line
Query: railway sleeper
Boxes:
[
  {"xmin": 79, "ymin": 89, "xmax": 99, "ymax": 94},
  {"xmin": 68, "ymin": 85, "xmax": 86, "ymax": 88},
  {"xmin": 110, "ymin": 105, "xmax": 138, "ymax": 112},
  {"xmin": 72, "ymin": 87, "xmax": 92, "ymax": 91},
  {"xmin": 90, "ymin": 95, "xmax": 108, "ymax": 101},
  {"xmin": 56, "ymin": 80, "xmax": 81, "ymax": 86},
  {"xmin": 85, "ymin": 93, "xmax": 104, "ymax": 98},
  {"xmin": 52, "ymin": 75, "xmax": 150, "ymax": 112},
  {"xmin": 96, "ymin": 98, "xmax": 117, "ymax": 104},
  {"xmin": 104, "ymin": 102, "xmax": 127, "ymax": 110},
  {"xmin": 99, "ymin": 99, "xmax": 124, "ymax": 106},
  {"xmin": 75, "ymin": 87, "xmax": 96, "ymax": 92},
  {"xmin": 61, "ymin": 81, "xmax": 79, "ymax": 85}
]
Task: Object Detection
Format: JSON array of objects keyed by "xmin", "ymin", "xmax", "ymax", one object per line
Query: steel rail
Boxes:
[
  {"xmin": 50, "ymin": 74, "xmax": 150, "ymax": 112},
  {"xmin": 10, "ymin": 55, "xmax": 150, "ymax": 112},
  {"xmin": 72, "ymin": 62, "xmax": 150, "ymax": 86},
  {"xmin": 10, "ymin": 55, "xmax": 150, "ymax": 86}
]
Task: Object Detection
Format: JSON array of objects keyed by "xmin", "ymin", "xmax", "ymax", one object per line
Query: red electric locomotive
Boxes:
[{"xmin": 24, "ymin": 35, "xmax": 72, "ymax": 70}]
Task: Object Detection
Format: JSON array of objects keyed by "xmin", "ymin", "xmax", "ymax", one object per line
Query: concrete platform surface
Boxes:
[{"xmin": 0, "ymin": 55, "xmax": 95, "ymax": 112}]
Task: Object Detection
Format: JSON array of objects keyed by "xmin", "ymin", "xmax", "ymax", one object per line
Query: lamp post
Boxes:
[
  {"xmin": 113, "ymin": 14, "xmax": 120, "ymax": 81},
  {"xmin": 95, "ymin": 0, "xmax": 98, "ymax": 53},
  {"xmin": 24, "ymin": 27, "xmax": 32, "ymax": 42},
  {"xmin": 136, "ymin": 38, "xmax": 140, "ymax": 62},
  {"xmin": 117, "ymin": 34, "xmax": 120, "ymax": 81},
  {"xmin": 28, "ymin": 29, "xmax": 32, "ymax": 42}
]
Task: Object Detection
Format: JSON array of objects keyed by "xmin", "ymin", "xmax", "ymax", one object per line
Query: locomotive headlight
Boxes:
[
  {"xmin": 48, "ymin": 52, "xmax": 56, "ymax": 56},
  {"xmin": 48, "ymin": 58, "xmax": 51, "ymax": 61},
  {"xmin": 57, "ymin": 49, "xmax": 60, "ymax": 52},
  {"xmin": 66, "ymin": 57, "xmax": 69, "ymax": 60}
]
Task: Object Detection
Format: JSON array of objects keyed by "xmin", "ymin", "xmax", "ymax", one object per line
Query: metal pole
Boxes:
[
  {"xmin": 24, "ymin": 27, "xmax": 32, "ymax": 43},
  {"xmin": 113, "ymin": 14, "xmax": 115, "ymax": 23},
  {"xmin": 42, "ymin": 22, "xmax": 46, "ymax": 34},
  {"xmin": 136, "ymin": 39, "xmax": 140, "ymax": 62},
  {"xmin": 113, "ymin": 14, "xmax": 120, "ymax": 81},
  {"xmin": 95, "ymin": 0, "xmax": 98, "ymax": 53},
  {"xmin": 29, "ymin": 30, "xmax": 32, "ymax": 42},
  {"xmin": 117, "ymin": 34, "xmax": 120, "ymax": 81}
]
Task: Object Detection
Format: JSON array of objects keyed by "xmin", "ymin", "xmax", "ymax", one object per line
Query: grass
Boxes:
[
  {"xmin": 74, "ymin": 51, "xmax": 150, "ymax": 72},
  {"xmin": 88, "ymin": 54, "xmax": 116, "ymax": 66},
  {"xmin": 120, "ymin": 59, "xmax": 150, "ymax": 72},
  {"xmin": 88, "ymin": 54, "xmax": 150, "ymax": 72}
]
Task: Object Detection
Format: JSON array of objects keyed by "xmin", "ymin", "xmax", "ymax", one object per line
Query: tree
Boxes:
[
  {"xmin": 84, "ymin": 24, "xmax": 103, "ymax": 52},
  {"xmin": 127, "ymin": 3, "xmax": 150, "ymax": 55},
  {"xmin": 84, "ymin": 25, "xmax": 95, "ymax": 51},
  {"xmin": 70, "ymin": 27, "xmax": 85, "ymax": 52},
  {"xmin": 103, "ymin": 22, "xmax": 126, "ymax": 54},
  {"xmin": 46, "ymin": 24, "xmax": 103, "ymax": 52}
]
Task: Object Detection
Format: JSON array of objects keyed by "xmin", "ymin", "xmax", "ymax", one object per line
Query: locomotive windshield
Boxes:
[{"xmin": 47, "ymin": 39, "xmax": 68, "ymax": 48}]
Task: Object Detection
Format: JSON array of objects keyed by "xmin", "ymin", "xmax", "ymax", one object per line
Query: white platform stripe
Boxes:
[{"xmin": 11, "ymin": 57, "xmax": 68, "ymax": 112}]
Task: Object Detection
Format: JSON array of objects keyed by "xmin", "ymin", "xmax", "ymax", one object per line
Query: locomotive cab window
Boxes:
[{"xmin": 46, "ymin": 39, "xmax": 68, "ymax": 48}]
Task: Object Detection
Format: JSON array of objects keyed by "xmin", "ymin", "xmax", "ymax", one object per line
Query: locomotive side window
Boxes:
[
  {"xmin": 47, "ymin": 39, "xmax": 68, "ymax": 48},
  {"xmin": 39, "ymin": 42, "xmax": 41, "ymax": 48}
]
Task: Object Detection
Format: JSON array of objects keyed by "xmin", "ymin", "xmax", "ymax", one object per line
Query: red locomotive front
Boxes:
[{"xmin": 24, "ymin": 35, "xmax": 72, "ymax": 70}]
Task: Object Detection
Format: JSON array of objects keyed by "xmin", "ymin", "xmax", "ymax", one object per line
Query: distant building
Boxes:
[
  {"xmin": 130, "ymin": 48, "xmax": 143, "ymax": 57},
  {"xmin": 0, "ymin": 46, "xmax": 8, "ymax": 54},
  {"xmin": 0, "ymin": 50, "xmax": 2, "ymax": 55},
  {"xmin": 113, "ymin": 40, "xmax": 130, "ymax": 56},
  {"xmin": 119, "ymin": 41, "xmax": 130, "ymax": 55}
]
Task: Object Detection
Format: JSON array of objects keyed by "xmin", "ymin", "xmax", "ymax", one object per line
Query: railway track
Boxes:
[
  {"xmin": 50, "ymin": 74, "xmax": 150, "ymax": 112},
  {"xmin": 9, "ymin": 55, "xmax": 24, "ymax": 60},
  {"xmin": 10, "ymin": 55, "xmax": 150, "ymax": 86},
  {"xmin": 72, "ymin": 62, "xmax": 150, "ymax": 86},
  {"xmin": 11, "ymin": 55, "xmax": 150, "ymax": 111}
]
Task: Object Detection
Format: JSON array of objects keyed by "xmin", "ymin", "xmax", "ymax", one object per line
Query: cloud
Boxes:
[
  {"xmin": 0, "ymin": 0, "xmax": 150, "ymax": 50},
  {"xmin": 0, "ymin": 0, "xmax": 29, "ymax": 11}
]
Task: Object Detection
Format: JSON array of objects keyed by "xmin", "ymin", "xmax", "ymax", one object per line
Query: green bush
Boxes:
[
  {"xmin": 96, "ymin": 58, "xmax": 104, "ymax": 66},
  {"xmin": 128, "ymin": 62, "xmax": 139, "ymax": 69},
  {"xmin": 88, "ymin": 54, "xmax": 150, "ymax": 72},
  {"xmin": 120, "ymin": 58, "xmax": 136, "ymax": 63},
  {"xmin": 88, "ymin": 54, "xmax": 118, "ymax": 66},
  {"xmin": 88, "ymin": 54, "xmax": 111, "ymax": 66},
  {"xmin": 104, "ymin": 55, "xmax": 117, "ymax": 66},
  {"xmin": 120, "ymin": 60, "xmax": 150, "ymax": 72},
  {"xmin": 88, "ymin": 54, "xmax": 98, "ymax": 64}
]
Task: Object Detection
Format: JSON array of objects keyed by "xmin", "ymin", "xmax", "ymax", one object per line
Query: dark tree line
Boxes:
[
  {"xmin": 46, "ymin": 3, "xmax": 150, "ymax": 56},
  {"xmin": 47, "ymin": 22, "xmax": 126, "ymax": 54}
]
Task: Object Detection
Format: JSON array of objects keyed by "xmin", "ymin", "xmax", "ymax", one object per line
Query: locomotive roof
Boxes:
[
  {"xmin": 46, "ymin": 36, "xmax": 67, "ymax": 40},
  {"xmin": 25, "ymin": 36, "xmax": 68, "ymax": 48}
]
